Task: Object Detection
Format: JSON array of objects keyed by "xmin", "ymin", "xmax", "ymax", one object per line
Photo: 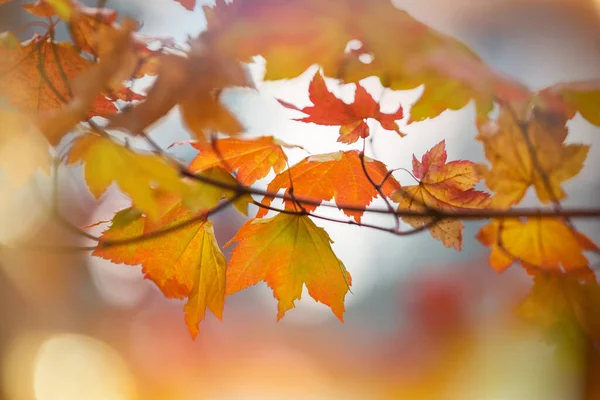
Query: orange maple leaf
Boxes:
[
  {"xmin": 476, "ymin": 218, "xmax": 599, "ymax": 273},
  {"xmin": 185, "ymin": 136, "xmax": 299, "ymax": 185},
  {"xmin": 279, "ymin": 72, "xmax": 403, "ymax": 144},
  {"xmin": 108, "ymin": 36, "xmax": 251, "ymax": 140},
  {"xmin": 226, "ymin": 213, "xmax": 352, "ymax": 320},
  {"xmin": 391, "ymin": 141, "xmax": 489, "ymax": 250},
  {"xmin": 36, "ymin": 19, "xmax": 143, "ymax": 144},
  {"xmin": 0, "ymin": 32, "xmax": 115, "ymax": 116},
  {"xmin": 257, "ymin": 150, "xmax": 401, "ymax": 222},
  {"xmin": 476, "ymin": 107, "xmax": 589, "ymax": 208},
  {"xmin": 94, "ymin": 199, "xmax": 226, "ymax": 338}
]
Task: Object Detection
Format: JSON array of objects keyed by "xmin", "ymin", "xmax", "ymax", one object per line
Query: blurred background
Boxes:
[{"xmin": 1, "ymin": 0, "xmax": 600, "ymax": 399}]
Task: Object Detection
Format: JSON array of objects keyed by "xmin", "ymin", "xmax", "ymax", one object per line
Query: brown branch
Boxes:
[{"xmin": 359, "ymin": 142, "xmax": 400, "ymax": 231}]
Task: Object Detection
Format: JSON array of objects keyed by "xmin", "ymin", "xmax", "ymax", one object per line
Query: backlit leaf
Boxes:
[
  {"xmin": 257, "ymin": 150, "xmax": 401, "ymax": 222},
  {"xmin": 226, "ymin": 213, "xmax": 352, "ymax": 320},
  {"xmin": 279, "ymin": 71, "xmax": 403, "ymax": 144},
  {"xmin": 391, "ymin": 140, "xmax": 489, "ymax": 250},
  {"xmin": 67, "ymin": 133, "xmax": 189, "ymax": 220},
  {"xmin": 476, "ymin": 218, "xmax": 598, "ymax": 273},
  {"xmin": 476, "ymin": 107, "xmax": 589, "ymax": 208},
  {"xmin": 108, "ymin": 37, "xmax": 251, "ymax": 140},
  {"xmin": 0, "ymin": 32, "xmax": 115, "ymax": 116},
  {"xmin": 94, "ymin": 199, "xmax": 225, "ymax": 338},
  {"xmin": 187, "ymin": 136, "xmax": 299, "ymax": 185}
]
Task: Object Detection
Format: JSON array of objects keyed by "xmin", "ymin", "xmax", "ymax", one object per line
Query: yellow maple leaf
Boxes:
[
  {"xmin": 476, "ymin": 218, "xmax": 598, "ymax": 273},
  {"xmin": 476, "ymin": 107, "xmax": 589, "ymax": 208},
  {"xmin": 226, "ymin": 213, "xmax": 352, "ymax": 320},
  {"xmin": 67, "ymin": 133, "xmax": 189, "ymax": 219}
]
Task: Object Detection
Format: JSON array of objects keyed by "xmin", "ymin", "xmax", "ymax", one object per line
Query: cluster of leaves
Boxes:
[{"xmin": 0, "ymin": 0, "xmax": 599, "ymax": 351}]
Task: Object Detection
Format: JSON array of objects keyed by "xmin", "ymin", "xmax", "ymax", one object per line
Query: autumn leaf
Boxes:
[
  {"xmin": 203, "ymin": 0, "xmax": 352, "ymax": 80},
  {"xmin": 36, "ymin": 18, "xmax": 143, "ymax": 144},
  {"xmin": 257, "ymin": 150, "xmax": 401, "ymax": 222},
  {"xmin": 186, "ymin": 136, "xmax": 299, "ymax": 185},
  {"xmin": 0, "ymin": 32, "xmax": 115, "ymax": 116},
  {"xmin": 476, "ymin": 107, "xmax": 589, "ymax": 208},
  {"xmin": 279, "ymin": 71, "xmax": 403, "ymax": 144},
  {"xmin": 203, "ymin": 0, "xmax": 497, "ymax": 121},
  {"xmin": 67, "ymin": 133, "xmax": 189, "ymax": 220},
  {"xmin": 94, "ymin": 199, "xmax": 226, "ymax": 338},
  {"xmin": 391, "ymin": 141, "xmax": 489, "ymax": 250},
  {"xmin": 0, "ymin": 109, "xmax": 51, "ymax": 185},
  {"xmin": 226, "ymin": 213, "xmax": 352, "ymax": 320},
  {"xmin": 476, "ymin": 218, "xmax": 599, "ymax": 273},
  {"xmin": 108, "ymin": 37, "xmax": 250, "ymax": 140}
]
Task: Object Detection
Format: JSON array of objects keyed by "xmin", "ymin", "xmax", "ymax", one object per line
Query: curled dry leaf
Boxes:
[
  {"xmin": 257, "ymin": 150, "xmax": 401, "ymax": 222},
  {"xmin": 476, "ymin": 218, "xmax": 599, "ymax": 273},
  {"xmin": 391, "ymin": 140, "xmax": 489, "ymax": 251},
  {"xmin": 279, "ymin": 71, "xmax": 403, "ymax": 144},
  {"xmin": 226, "ymin": 213, "xmax": 352, "ymax": 321}
]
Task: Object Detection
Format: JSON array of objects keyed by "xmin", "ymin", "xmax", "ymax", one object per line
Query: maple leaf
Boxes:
[
  {"xmin": 0, "ymin": 109, "xmax": 51, "ymax": 185},
  {"xmin": 203, "ymin": 0, "xmax": 352, "ymax": 80},
  {"xmin": 186, "ymin": 136, "xmax": 298, "ymax": 185},
  {"xmin": 202, "ymin": 0, "xmax": 498, "ymax": 121},
  {"xmin": 257, "ymin": 150, "xmax": 401, "ymax": 222},
  {"xmin": 108, "ymin": 37, "xmax": 251, "ymax": 140},
  {"xmin": 476, "ymin": 107, "xmax": 589, "ymax": 208},
  {"xmin": 0, "ymin": 32, "xmax": 115, "ymax": 116},
  {"xmin": 226, "ymin": 213, "xmax": 352, "ymax": 320},
  {"xmin": 36, "ymin": 18, "xmax": 143, "ymax": 144},
  {"xmin": 67, "ymin": 133, "xmax": 190, "ymax": 220},
  {"xmin": 278, "ymin": 72, "xmax": 404, "ymax": 144},
  {"xmin": 476, "ymin": 218, "xmax": 599, "ymax": 273},
  {"xmin": 391, "ymin": 140, "xmax": 489, "ymax": 251},
  {"xmin": 94, "ymin": 199, "xmax": 226, "ymax": 338}
]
